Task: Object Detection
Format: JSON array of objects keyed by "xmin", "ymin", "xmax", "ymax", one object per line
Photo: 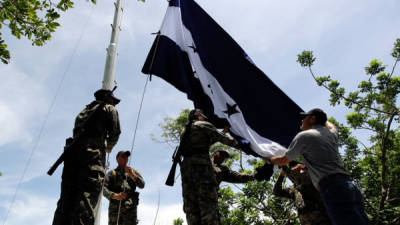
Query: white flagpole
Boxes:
[
  {"xmin": 102, "ymin": 0, "xmax": 124, "ymax": 90},
  {"xmin": 95, "ymin": 1, "xmax": 124, "ymax": 224}
]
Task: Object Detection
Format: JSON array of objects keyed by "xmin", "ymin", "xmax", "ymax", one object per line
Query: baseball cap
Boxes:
[
  {"xmin": 116, "ymin": 150, "xmax": 131, "ymax": 158},
  {"xmin": 300, "ymin": 108, "xmax": 328, "ymax": 124}
]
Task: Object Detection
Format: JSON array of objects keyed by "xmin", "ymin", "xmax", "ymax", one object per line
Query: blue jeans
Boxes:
[{"xmin": 320, "ymin": 177, "xmax": 369, "ymax": 225}]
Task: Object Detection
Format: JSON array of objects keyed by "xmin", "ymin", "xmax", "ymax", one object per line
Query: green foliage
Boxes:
[
  {"xmin": 155, "ymin": 109, "xmax": 299, "ymax": 225},
  {"xmin": 297, "ymin": 50, "xmax": 315, "ymax": 67},
  {"xmin": 173, "ymin": 217, "xmax": 184, "ymax": 225},
  {"xmin": 391, "ymin": 38, "xmax": 400, "ymax": 59},
  {"xmin": 365, "ymin": 59, "xmax": 386, "ymax": 75},
  {"xmin": 297, "ymin": 38, "xmax": 400, "ymax": 224},
  {"xmin": 151, "ymin": 109, "xmax": 189, "ymax": 145},
  {"xmin": 0, "ymin": 0, "xmax": 97, "ymax": 64}
]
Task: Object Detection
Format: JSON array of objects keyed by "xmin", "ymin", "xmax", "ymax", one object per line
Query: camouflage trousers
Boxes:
[
  {"xmin": 180, "ymin": 160, "xmax": 220, "ymax": 225},
  {"xmin": 299, "ymin": 210, "xmax": 332, "ymax": 225},
  {"xmin": 52, "ymin": 147, "xmax": 106, "ymax": 225},
  {"xmin": 108, "ymin": 202, "xmax": 138, "ymax": 225}
]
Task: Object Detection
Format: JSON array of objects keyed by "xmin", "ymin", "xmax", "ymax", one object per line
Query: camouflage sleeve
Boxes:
[
  {"xmin": 272, "ymin": 174, "xmax": 294, "ymax": 199},
  {"xmin": 103, "ymin": 172, "xmax": 114, "ymax": 200},
  {"xmin": 105, "ymin": 105, "xmax": 121, "ymax": 149},
  {"xmin": 199, "ymin": 122, "xmax": 240, "ymax": 148},
  {"xmin": 130, "ymin": 169, "xmax": 145, "ymax": 189},
  {"xmin": 220, "ymin": 165, "xmax": 255, "ymax": 184}
]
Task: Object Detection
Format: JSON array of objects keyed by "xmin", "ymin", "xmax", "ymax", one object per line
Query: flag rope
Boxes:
[{"xmin": 115, "ymin": 30, "xmax": 162, "ymax": 225}]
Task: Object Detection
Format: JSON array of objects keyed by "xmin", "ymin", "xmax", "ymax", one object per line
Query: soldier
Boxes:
[
  {"xmin": 212, "ymin": 149, "xmax": 255, "ymax": 190},
  {"xmin": 103, "ymin": 150, "xmax": 145, "ymax": 225},
  {"xmin": 52, "ymin": 89, "xmax": 121, "ymax": 225},
  {"xmin": 273, "ymin": 162, "xmax": 331, "ymax": 225},
  {"xmin": 180, "ymin": 109, "xmax": 241, "ymax": 225}
]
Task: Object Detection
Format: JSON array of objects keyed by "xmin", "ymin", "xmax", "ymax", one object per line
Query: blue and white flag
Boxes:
[{"xmin": 142, "ymin": 0, "xmax": 303, "ymax": 157}]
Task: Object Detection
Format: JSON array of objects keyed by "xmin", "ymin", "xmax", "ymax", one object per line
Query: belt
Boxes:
[{"xmin": 318, "ymin": 173, "xmax": 350, "ymax": 191}]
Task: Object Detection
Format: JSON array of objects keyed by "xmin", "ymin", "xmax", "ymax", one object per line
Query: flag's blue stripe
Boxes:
[{"xmin": 179, "ymin": 0, "xmax": 304, "ymax": 146}]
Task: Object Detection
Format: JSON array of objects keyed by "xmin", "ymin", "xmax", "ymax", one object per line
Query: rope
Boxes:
[
  {"xmin": 94, "ymin": 153, "xmax": 111, "ymax": 225},
  {"xmin": 115, "ymin": 25, "xmax": 162, "ymax": 225},
  {"xmin": 1, "ymin": 5, "xmax": 95, "ymax": 225}
]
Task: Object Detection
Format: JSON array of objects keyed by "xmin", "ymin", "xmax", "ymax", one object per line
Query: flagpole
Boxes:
[
  {"xmin": 95, "ymin": 1, "xmax": 124, "ymax": 224},
  {"xmin": 102, "ymin": 0, "xmax": 124, "ymax": 90}
]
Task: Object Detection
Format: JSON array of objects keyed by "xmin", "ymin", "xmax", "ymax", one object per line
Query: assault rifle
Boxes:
[
  {"xmin": 165, "ymin": 145, "xmax": 182, "ymax": 186},
  {"xmin": 165, "ymin": 120, "xmax": 193, "ymax": 186}
]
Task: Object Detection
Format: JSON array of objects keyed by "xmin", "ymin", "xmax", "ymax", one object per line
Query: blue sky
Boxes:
[{"xmin": 0, "ymin": 0, "xmax": 399, "ymax": 224}]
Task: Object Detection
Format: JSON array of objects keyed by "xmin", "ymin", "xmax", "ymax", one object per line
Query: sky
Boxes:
[{"xmin": 0, "ymin": 0, "xmax": 399, "ymax": 224}]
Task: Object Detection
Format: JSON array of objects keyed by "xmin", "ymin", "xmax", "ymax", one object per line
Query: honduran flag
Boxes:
[{"xmin": 142, "ymin": 0, "xmax": 303, "ymax": 157}]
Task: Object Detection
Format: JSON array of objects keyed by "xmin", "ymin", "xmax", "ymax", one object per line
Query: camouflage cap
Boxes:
[
  {"xmin": 189, "ymin": 109, "xmax": 208, "ymax": 120},
  {"xmin": 94, "ymin": 88, "xmax": 120, "ymax": 105}
]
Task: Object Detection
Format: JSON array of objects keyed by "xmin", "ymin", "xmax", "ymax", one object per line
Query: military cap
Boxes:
[
  {"xmin": 189, "ymin": 109, "xmax": 208, "ymax": 120},
  {"xmin": 300, "ymin": 108, "xmax": 327, "ymax": 125},
  {"xmin": 116, "ymin": 150, "xmax": 131, "ymax": 158},
  {"xmin": 94, "ymin": 88, "xmax": 121, "ymax": 105}
]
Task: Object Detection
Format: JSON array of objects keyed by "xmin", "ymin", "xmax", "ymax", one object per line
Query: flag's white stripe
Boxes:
[{"xmin": 160, "ymin": 7, "xmax": 287, "ymax": 157}]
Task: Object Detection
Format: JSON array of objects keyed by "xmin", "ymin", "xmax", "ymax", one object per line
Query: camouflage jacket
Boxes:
[
  {"xmin": 272, "ymin": 167, "xmax": 325, "ymax": 214},
  {"xmin": 73, "ymin": 101, "xmax": 121, "ymax": 150},
  {"xmin": 213, "ymin": 163, "xmax": 254, "ymax": 186},
  {"xmin": 181, "ymin": 121, "xmax": 239, "ymax": 165},
  {"xmin": 103, "ymin": 167, "xmax": 145, "ymax": 210}
]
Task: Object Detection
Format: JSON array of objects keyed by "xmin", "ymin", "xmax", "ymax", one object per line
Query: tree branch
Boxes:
[{"xmin": 308, "ymin": 66, "xmax": 391, "ymax": 115}]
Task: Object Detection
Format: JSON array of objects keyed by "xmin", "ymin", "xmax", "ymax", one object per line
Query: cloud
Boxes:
[
  {"xmin": 0, "ymin": 64, "xmax": 48, "ymax": 147},
  {"xmin": 0, "ymin": 191, "xmax": 56, "ymax": 225}
]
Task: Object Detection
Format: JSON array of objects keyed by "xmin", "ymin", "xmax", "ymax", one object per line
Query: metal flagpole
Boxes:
[
  {"xmin": 95, "ymin": 1, "xmax": 124, "ymax": 224},
  {"xmin": 102, "ymin": 0, "xmax": 124, "ymax": 90}
]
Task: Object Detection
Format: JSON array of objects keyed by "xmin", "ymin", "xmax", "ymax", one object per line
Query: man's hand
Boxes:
[
  {"xmin": 280, "ymin": 169, "xmax": 286, "ymax": 177},
  {"xmin": 222, "ymin": 126, "xmax": 230, "ymax": 134},
  {"xmin": 269, "ymin": 155, "xmax": 290, "ymax": 166},
  {"xmin": 111, "ymin": 192, "xmax": 127, "ymax": 201},
  {"xmin": 291, "ymin": 164, "xmax": 306, "ymax": 173},
  {"xmin": 125, "ymin": 166, "xmax": 137, "ymax": 182},
  {"xmin": 326, "ymin": 121, "xmax": 338, "ymax": 132}
]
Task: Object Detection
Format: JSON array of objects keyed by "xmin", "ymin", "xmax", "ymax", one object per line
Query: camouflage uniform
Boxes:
[
  {"xmin": 180, "ymin": 120, "xmax": 239, "ymax": 225},
  {"xmin": 53, "ymin": 101, "xmax": 121, "ymax": 225},
  {"xmin": 103, "ymin": 167, "xmax": 145, "ymax": 225},
  {"xmin": 213, "ymin": 162, "xmax": 254, "ymax": 191},
  {"xmin": 273, "ymin": 167, "xmax": 332, "ymax": 225}
]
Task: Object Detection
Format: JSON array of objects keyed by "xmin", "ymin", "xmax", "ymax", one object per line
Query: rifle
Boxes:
[
  {"xmin": 47, "ymin": 101, "xmax": 106, "ymax": 176},
  {"xmin": 165, "ymin": 146, "xmax": 182, "ymax": 186},
  {"xmin": 47, "ymin": 137, "xmax": 74, "ymax": 176},
  {"xmin": 165, "ymin": 120, "xmax": 193, "ymax": 186}
]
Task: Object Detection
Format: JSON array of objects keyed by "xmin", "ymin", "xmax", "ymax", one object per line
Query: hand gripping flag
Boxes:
[{"xmin": 142, "ymin": 0, "xmax": 304, "ymax": 157}]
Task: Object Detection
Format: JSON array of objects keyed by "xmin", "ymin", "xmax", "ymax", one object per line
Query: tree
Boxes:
[
  {"xmin": 0, "ymin": 0, "xmax": 98, "ymax": 64},
  {"xmin": 173, "ymin": 218, "xmax": 184, "ymax": 225},
  {"xmin": 154, "ymin": 109, "xmax": 299, "ymax": 225},
  {"xmin": 297, "ymin": 38, "xmax": 400, "ymax": 224}
]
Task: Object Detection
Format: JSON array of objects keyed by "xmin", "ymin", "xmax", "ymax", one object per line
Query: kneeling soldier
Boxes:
[{"xmin": 104, "ymin": 151, "xmax": 145, "ymax": 225}]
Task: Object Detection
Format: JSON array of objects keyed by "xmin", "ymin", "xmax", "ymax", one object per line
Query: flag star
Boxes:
[{"xmin": 223, "ymin": 103, "xmax": 239, "ymax": 117}]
